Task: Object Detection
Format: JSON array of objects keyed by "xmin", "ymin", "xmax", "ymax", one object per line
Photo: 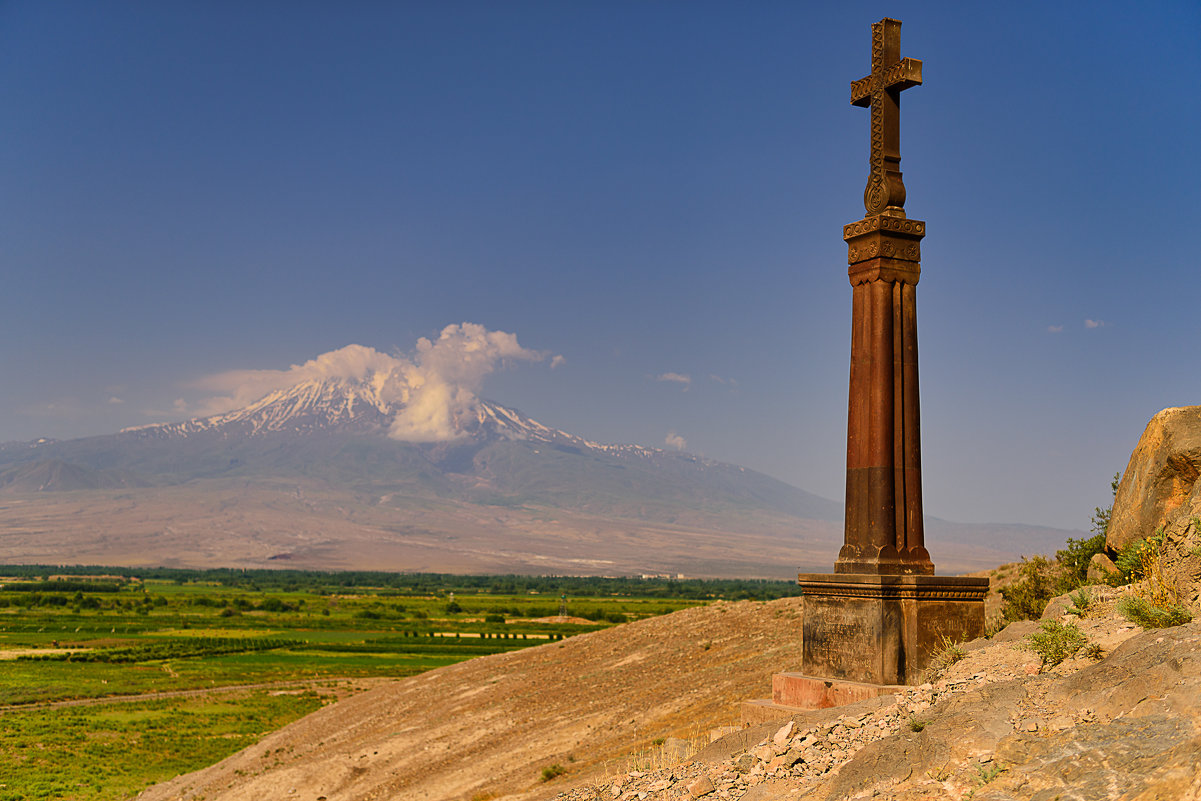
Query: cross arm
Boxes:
[{"xmin": 850, "ymin": 57, "xmax": 923, "ymax": 107}]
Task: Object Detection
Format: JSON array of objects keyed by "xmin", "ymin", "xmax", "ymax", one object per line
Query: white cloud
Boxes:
[
  {"xmin": 1084, "ymin": 319, "xmax": 1105, "ymax": 329},
  {"xmin": 665, "ymin": 431, "xmax": 687, "ymax": 450},
  {"xmin": 107, "ymin": 396, "xmax": 125, "ymax": 405},
  {"xmin": 185, "ymin": 323, "xmax": 546, "ymax": 443},
  {"xmin": 388, "ymin": 323, "xmax": 544, "ymax": 442},
  {"xmin": 550, "ymin": 354, "xmax": 566, "ymax": 369},
  {"xmin": 655, "ymin": 372, "xmax": 692, "ymax": 390},
  {"xmin": 1047, "ymin": 325, "xmax": 1064, "ymax": 334}
]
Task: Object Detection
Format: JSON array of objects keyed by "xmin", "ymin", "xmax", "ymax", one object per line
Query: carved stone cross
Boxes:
[{"xmin": 851, "ymin": 18, "xmax": 922, "ymax": 216}]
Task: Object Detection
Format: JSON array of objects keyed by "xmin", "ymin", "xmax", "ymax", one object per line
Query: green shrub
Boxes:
[
  {"xmin": 1115, "ymin": 535, "xmax": 1155, "ymax": 580},
  {"xmin": 1027, "ymin": 620, "xmax": 1087, "ymax": 668},
  {"xmin": 1056, "ymin": 533, "xmax": 1107, "ymax": 587},
  {"xmin": 1116, "ymin": 596, "xmax": 1193, "ymax": 629},
  {"xmin": 539, "ymin": 764, "xmax": 566, "ymax": 782},
  {"xmin": 1065, "ymin": 588, "xmax": 1091, "ymax": 617},
  {"xmin": 1000, "ymin": 556, "xmax": 1057, "ymax": 621}
]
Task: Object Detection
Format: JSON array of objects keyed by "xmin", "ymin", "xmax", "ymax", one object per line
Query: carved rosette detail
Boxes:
[
  {"xmin": 842, "ymin": 216, "xmax": 926, "ymax": 239},
  {"xmin": 844, "ymin": 215, "xmax": 925, "ymax": 271}
]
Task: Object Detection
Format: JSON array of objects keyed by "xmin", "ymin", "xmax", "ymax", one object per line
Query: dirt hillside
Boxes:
[
  {"xmin": 557, "ymin": 586, "xmax": 1201, "ymax": 801},
  {"xmin": 137, "ymin": 597, "xmax": 806, "ymax": 801}
]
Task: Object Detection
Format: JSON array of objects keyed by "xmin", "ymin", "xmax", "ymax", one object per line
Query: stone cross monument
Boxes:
[
  {"xmin": 777, "ymin": 19, "xmax": 988, "ymax": 710},
  {"xmin": 840, "ymin": 17, "xmax": 930, "ymax": 576}
]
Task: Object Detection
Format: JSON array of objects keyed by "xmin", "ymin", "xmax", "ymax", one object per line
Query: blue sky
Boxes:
[{"xmin": 2, "ymin": 1, "xmax": 1198, "ymax": 531}]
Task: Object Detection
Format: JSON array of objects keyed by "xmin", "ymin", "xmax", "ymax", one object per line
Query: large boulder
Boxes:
[{"xmin": 1107, "ymin": 406, "xmax": 1201, "ymax": 551}]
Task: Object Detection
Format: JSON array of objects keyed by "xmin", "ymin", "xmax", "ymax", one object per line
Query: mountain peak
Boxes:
[{"xmin": 119, "ymin": 376, "xmax": 634, "ymax": 455}]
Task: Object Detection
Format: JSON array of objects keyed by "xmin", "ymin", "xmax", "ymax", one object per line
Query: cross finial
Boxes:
[{"xmin": 851, "ymin": 18, "xmax": 922, "ymax": 216}]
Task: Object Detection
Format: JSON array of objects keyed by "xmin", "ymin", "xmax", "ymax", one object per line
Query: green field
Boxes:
[{"xmin": 0, "ymin": 567, "xmax": 795, "ymax": 800}]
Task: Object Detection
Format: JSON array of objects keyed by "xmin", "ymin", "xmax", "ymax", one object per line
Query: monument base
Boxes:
[
  {"xmin": 740, "ymin": 673, "xmax": 905, "ymax": 724},
  {"xmin": 799, "ymin": 572, "xmax": 988, "ymax": 686}
]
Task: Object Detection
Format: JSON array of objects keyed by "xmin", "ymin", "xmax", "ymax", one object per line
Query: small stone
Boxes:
[
  {"xmin": 1049, "ymin": 715, "xmax": 1074, "ymax": 731},
  {"xmin": 752, "ymin": 744, "xmax": 776, "ymax": 761},
  {"xmin": 734, "ymin": 753, "xmax": 757, "ymax": 773},
  {"xmin": 772, "ymin": 720, "xmax": 795, "ymax": 745}
]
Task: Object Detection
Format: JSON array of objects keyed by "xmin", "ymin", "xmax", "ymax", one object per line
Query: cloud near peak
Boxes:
[{"xmin": 184, "ymin": 323, "xmax": 546, "ymax": 442}]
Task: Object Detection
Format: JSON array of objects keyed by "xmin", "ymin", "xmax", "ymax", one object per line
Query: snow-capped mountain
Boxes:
[
  {"xmin": 121, "ymin": 378, "xmax": 395, "ymax": 438},
  {"xmin": 115, "ymin": 375, "xmax": 662, "ymax": 460}
]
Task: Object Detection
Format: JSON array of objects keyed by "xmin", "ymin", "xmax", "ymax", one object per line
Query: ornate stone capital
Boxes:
[{"xmin": 844, "ymin": 215, "xmax": 925, "ymax": 283}]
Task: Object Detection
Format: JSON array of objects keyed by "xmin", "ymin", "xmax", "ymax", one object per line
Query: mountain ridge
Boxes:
[{"xmin": 0, "ymin": 376, "xmax": 1077, "ymax": 577}]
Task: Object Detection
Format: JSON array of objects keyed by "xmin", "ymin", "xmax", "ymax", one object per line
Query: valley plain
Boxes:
[{"xmin": 0, "ymin": 568, "xmax": 731, "ymax": 800}]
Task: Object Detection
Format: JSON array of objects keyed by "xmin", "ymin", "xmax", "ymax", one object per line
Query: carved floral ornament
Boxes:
[
  {"xmin": 847, "ymin": 241, "xmax": 921, "ymax": 262},
  {"xmin": 843, "ymin": 216, "xmax": 926, "ymax": 239}
]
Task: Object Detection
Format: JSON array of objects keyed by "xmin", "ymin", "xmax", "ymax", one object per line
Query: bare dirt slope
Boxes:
[{"xmin": 137, "ymin": 597, "xmax": 806, "ymax": 801}]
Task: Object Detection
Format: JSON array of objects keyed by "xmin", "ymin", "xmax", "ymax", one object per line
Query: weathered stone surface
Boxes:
[
  {"xmin": 1160, "ymin": 513, "xmax": 1201, "ymax": 608},
  {"xmin": 988, "ymin": 619, "xmax": 1038, "ymax": 643},
  {"xmin": 1108, "ymin": 405, "xmax": 1201, "ymax": 551},
  {"xmin": 1087, "ymin": 551, "xmax": 1118, "ymax": 582},
  {"xmin": 798, "ymin": 574, "xmax": 988, "ymax": 686}
]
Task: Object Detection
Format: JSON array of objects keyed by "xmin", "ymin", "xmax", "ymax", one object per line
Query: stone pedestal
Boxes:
[{"xmin": 799, "ymin": 573, "xmax": 988, "ymax": 686}]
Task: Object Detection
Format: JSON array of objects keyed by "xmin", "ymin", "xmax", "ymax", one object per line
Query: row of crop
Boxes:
[
  {"xmin": 298, "ymin": 641, "xmax": 530, "ymax": 656},
  {"xmin": 18, "ymin": 637, "xmax": 302, "ymax": 663}
]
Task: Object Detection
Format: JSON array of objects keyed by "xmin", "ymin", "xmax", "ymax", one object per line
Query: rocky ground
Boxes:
[{"xmin": 556, "ymin": 586, "xmax": 1201, "ymax": 801}]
